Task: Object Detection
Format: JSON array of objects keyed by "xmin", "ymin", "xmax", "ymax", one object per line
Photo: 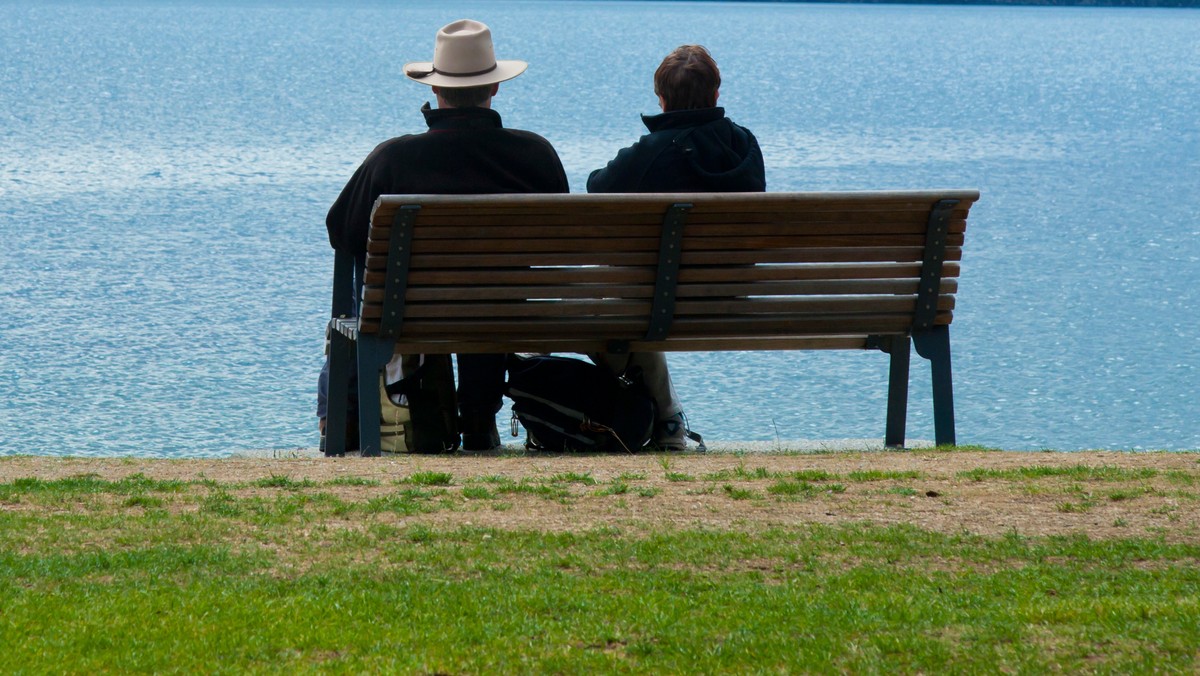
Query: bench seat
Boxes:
[{"xmin": 324, "ymin": 190, "xmax": 979, "ymax": 456}]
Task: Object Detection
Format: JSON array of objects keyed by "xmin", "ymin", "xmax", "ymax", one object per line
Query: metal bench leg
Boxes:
[
  {"xmin": 885, "ymin": 335, "xmax": 911, "ymax": 449},
  {"xmin": 914, "ymin": 325, "xmax": 956, "ymax": 447},
  {"xmin": 325, "ymin": 324, "xmax": 354, "ymax": 456},
  {"xmin": 355, "ymin": 334, "xmax": 394, "ymax": 457}
]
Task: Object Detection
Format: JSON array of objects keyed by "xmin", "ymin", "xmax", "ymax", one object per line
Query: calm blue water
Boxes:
[{"xmin": 2, "ymin": 0, "xmax": 1197, "ymax": 456}]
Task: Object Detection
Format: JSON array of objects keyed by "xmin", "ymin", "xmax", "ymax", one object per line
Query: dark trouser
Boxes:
[
  {"xmin": 322, "ymin": 352, "xmax": 505, "ymax": 421},
  {"xmin": 456, "ymin": 353, "xmax": 506, "ymax": 424}
]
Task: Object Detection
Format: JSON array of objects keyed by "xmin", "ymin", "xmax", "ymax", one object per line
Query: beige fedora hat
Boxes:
[{"xmin": 404, "ymin": 19, "xmax": 528, "ymax": 88}]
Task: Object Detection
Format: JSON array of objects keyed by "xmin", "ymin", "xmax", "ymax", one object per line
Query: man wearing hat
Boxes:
[{"xmin": 323, "ymin": 19, "xmax": 568, "ymax": 451}]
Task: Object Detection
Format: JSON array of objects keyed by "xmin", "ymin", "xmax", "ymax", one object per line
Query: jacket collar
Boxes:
[
  {"xmin": 421, "ymin": 102, "xmax": 505, "ymax": 130},
  {"xmin": 641, "ymin": 107, "xmax": 726, "ymax": 133}
]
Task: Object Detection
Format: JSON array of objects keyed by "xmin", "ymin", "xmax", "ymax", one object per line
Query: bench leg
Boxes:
[
  {"xmin": 325, "ymin": 325, "xmax": 355, "ymax": 457},
  {"xmin": 885, "ymin": 335, "xmax": 911, "ymax": 449},
  {"xmin": 355, "ymin": 334, "xmax": 394, "ymax": 457},
  {"xmin": 913, "ymin": 325, "xmax": 956, "ymax": 447}
]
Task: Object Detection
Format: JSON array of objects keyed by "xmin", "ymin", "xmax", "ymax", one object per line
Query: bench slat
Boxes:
[
  {"xmin": 358, "ymin": 312, "xmax": 950, "ymax": 338},
  {"xmin": 370, "ymin": 190, "xmax": 979, "ymax": 218},
  {"xmin": 372, "ymin": 295, "xmax": 955, "ymax": 320},
  {"xmin": 385, "ymin": 335, "xmax": 878, "ymax": 354},
  {"xmin": 392, "ymin": 262, "xmax": 958, "ymax": 286},
  {"xmin": 366, "ymin": 232, "xmax": 965, "ymax": 255},
  {"xmin": 367, "ymin": 216, "xmax": 969, "ymax": 238},
  {"xmin": 363, "ymin": 248, "xmax": 962, "ymax": 278},
  {"xmin": 361, "ymin": 278, "xmax": 957, "ymax": 308}
]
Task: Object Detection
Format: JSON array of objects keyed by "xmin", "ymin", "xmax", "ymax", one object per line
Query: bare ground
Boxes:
[{"xmin": 2, "ymin": 450, "xmax": 1198, "ymax": 542}]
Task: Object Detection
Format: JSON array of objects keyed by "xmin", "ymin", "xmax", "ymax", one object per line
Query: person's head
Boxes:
[
  {"xmin": 404, "ymin": 19, "xmax": 527, "ymax": 108},
  {"xmin": 653, "ymin": 45, "xmax": 721, "ymax": 112}
]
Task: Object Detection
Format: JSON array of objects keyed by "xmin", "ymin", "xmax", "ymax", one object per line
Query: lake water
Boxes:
[{"xmin": 2, "ymin": 0, "xmax": 1198, "ymax": 456}]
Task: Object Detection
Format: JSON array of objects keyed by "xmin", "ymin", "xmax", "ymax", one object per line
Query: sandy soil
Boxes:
[{"xmin": 2, "ymin": 450, "xmax": 1197, "ymax": 542}]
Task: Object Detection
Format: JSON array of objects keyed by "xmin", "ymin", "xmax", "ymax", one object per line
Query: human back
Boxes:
[{"xmin": 319, "ymin": 19, "xmax": 568, "ymax": 453}]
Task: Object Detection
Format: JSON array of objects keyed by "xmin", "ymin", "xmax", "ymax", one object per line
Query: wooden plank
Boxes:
[
  {"xmin": 365, "ymin": 234, "xmax": 963, "ymax": 257},
  {"xmin": 364, "ymin": 311, "xmax": 950, "ymax": 340},
  {"xmin": 367, "ymin": 228, "xmax": 966, "ymax": 251},
  {"xmin": 381, "ymin": 262, "xmax": 963, "ymax": 287},
  {"xmin": 673, "ymin": 278, "xmax": 957, "ymax": 297},
  {"xmin": 403, "ymin": 266, "xmax": 656, "ymax": 286},
  {"xmin": 681, "ymin": 233, "xmax": 964, "ymax": 250},
  {"xmin": 366, "ymin": 214, "xmax": 969, "ymax": 237},
  {"xmin": 404, "ymin": 237, "xmax": 662, "ymax": 255},
  {"xmin": 678, "ymin": 262, "xmax": 959, "ymax": 282},
  {"xmin": 365, "ymin": 295, "xmax": 955, "ymax": 320},
  {"xmin": 364, "ymin": 284, "xmax": 655, "ymax": 305},
  {"xmin": 680, "ymin": 247, "xmax": 962, "ymax": 265},
  {"xmin": 364, "ymin": 253, "xmax": 661, "ymax": 277},
  {"xmin": 363, "ymin": 249, "xmax": 963, "ymax": 278},
  {"xmin": 369, "ymin": 190, "xmax": 980, "ymax": 221},
  {"xmin": 386, "ymin": 335, "xmax": 878, "ymax": 354},
  {"xmin": 361, "ymin": 277, "xmax": 958, "ymax": 306},
  {"xmin": 400, "ymin": 300, "xmax": 653, "ymax": 319},
  {"xmin": 674, "ymin": 296, "xmax": 955, "ymax": 315}
]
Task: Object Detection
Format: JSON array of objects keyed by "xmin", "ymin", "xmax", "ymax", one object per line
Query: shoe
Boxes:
[
  {"xmin": 460, "ymin": 413, "xmax": 501, "ymax": 452},
  {"xmin": 653, "ymin": 412, "xmax": 688, "ymax": 452}
]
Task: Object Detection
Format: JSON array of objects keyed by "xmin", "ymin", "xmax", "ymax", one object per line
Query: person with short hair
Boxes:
[
  {"xmin": 321, "ymin": 19, "xmax": 569, "ymax": 451},
  {"xmin": 588, "ymin": 44, "xmax": 765, "ymax": 450},
  {"xmin": 588, "ymin": 44, "xmax": 765, "ymax": 193}
]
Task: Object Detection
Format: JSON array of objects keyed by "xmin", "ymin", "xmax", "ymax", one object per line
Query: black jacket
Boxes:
[
  {"xmin": 327, "ymin": 104, "xmax": 569, "ymax": 257},
  {"xmin": 586, "ymin": 107, "xmax": 765, "ymax": 193}
]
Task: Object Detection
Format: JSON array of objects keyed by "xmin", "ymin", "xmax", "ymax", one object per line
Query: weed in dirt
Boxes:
[
  {"xmin": 253, "ymin": 475, "xmax": 317, "ymax": 490},
  {"xmin": 597, "ymin": 480, "xmax": 630, "ymax": 497},
  {"xmin": 324, "ymin": 476, "xmax": 381, "ymax": 487},
  {"xmin": 723, "ymin": 484, "xmax": 757, "ymax": 500},
  {"xmin": 402, "ymin": 472, "xmax": 453, "ymax": 487},
  {"xmin": 548, "ymin": 472, "xmax": 596, "ymax": 486},
  {"xmin": 461, "ymin": 486, "xmax": 494, "ymax": 500},
  {"xmin": 847, "ymin": 470, "xmax": 922, "ymax": 482}
]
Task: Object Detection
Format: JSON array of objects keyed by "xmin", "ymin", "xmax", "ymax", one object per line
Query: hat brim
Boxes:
[{"xmin": 403, "ymin": 59, "xmax": 528, "ymax": 88}]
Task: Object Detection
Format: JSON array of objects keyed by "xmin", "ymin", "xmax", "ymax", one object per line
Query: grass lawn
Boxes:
[{"xmin": 1, "ymin": 450, "xmax": 1198, "ymax": 673}]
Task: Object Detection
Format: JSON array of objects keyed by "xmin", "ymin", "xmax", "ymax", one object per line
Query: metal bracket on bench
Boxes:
[
  {"xmin": 379, "ymin": 205, "xmax": 420, "ymax": 338},
  {"xmin": 913, "ymin": 199, "xmax": 958, "ymax": 331},
  {"xmin": 645, "ymin": 203, "xmax": 691, "ymax": 341}
]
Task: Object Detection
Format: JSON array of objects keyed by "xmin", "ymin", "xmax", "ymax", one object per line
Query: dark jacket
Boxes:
[
  {"xmin": 586, "ymin": 107, "xmax": 765, "ymax": 193},
  {"xmin": 327, "ymin": 103, "xmax": 569, "ymax": 257}
]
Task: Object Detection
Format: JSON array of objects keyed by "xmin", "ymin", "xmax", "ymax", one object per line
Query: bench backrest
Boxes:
[{"xmin": 358, "ymin": 191, "xmax": 979, "ymax": 354}]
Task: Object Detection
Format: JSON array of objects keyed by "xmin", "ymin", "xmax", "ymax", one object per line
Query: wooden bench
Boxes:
[{"xmin": 324, "ymin": 190, "xmax": 980, "ymax": 456}]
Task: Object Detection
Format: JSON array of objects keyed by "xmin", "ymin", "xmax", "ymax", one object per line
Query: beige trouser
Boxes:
[{"xmin": 589, "ymin": 351, "xmax": 681, "ymax": 420}]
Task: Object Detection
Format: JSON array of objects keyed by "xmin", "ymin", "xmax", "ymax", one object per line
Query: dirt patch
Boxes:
[{"xmin": 2, "ymin": 451, "xmax": 1197, "ymax": 542}]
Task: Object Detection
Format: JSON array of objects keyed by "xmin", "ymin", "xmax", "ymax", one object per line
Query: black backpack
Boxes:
[{"xmin": 505, "ymin": 354, "xmax": 657, "ymax": 453}]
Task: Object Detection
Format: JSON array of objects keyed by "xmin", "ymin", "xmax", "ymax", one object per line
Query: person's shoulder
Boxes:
[
  {"xmin": 720, "ymin": 116, "xmax": 758, "ymax": 137},
  {"xmin": 503, "ymin": 127, "xmax": 559, "ymax": 148},
  {"xmin": 368, "ymin": 132, "xmax": 426, "ymax": 156}
]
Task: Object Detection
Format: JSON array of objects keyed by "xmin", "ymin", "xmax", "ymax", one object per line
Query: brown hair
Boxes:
[{"xmin": 653, "ymin": 45, "xmax": 721, "ymax": 111}]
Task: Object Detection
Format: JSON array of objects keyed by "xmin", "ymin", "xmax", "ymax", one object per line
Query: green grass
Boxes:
[
  {"xmin": 548, "ymin": 471, "xmax": 597, "ymax": 486},
  {"xmin": 2, "ymin": 515, "xmax": 1197, "ymax": 673},
  {"xmin": 401, "ymin": 471, "xmax": 454, "ymax": 486},
  {"xmin": 2, "ymin": 460, "xmax": 1199, "ymax": 673}
]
